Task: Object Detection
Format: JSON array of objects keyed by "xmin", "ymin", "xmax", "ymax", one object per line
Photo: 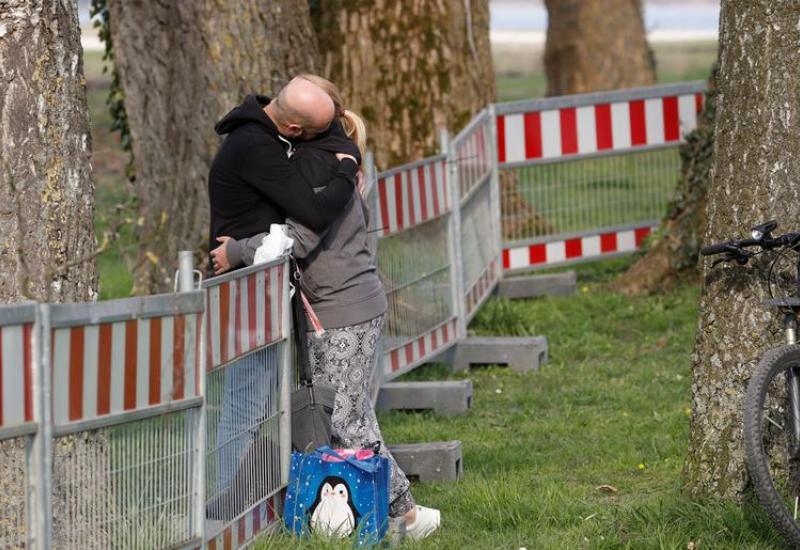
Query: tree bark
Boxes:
[
  {"xmin": 683, "ymin": 0, "xmax": 800, "ymax": 499},
  {"xmin": 106, "ymin": 0, "xmax": 319, "ymax": 294},
  {"xmin": 311, "ymin": 0, "xmax": 496, "ymax": 168},
  {"xmin": 0, "ymin": 1, "xmax": 99, "ymax": 545},
  {"xmin": 544, "ymin": 0, "xmax": 655, "ymax": 96},
  {"xmin": 613, "ymin": 66, "xmax": 717, "ymax": 295},
  {"xmin": 0, "ymin": 0, "xmax": 98, "ymax": 303}
]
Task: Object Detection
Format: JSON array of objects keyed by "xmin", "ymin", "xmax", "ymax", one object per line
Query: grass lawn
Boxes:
[{"xmin": 254, "ymin": 260, "xmax": 785, "ymax": 549}]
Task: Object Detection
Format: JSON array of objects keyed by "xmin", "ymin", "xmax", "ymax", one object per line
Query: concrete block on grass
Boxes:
[
  {"xmin": 376, "ymin": 380, "xmax": 473, "ymax": 414},
  {"xmin": 496, "ymin": 271, "xmax": 576, "ymax": 298},
  {"xmin": 453, "ymin": 336, "xmax": 548, "ymax": 373},
  {"xmin": 387, "ymin": 440, "xmax": 463, "ymax": 483}
]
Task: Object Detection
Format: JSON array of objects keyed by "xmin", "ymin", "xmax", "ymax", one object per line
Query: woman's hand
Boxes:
[
  {"xmin": 210, "ymin": 236, "xmax": 232, "ymax": 275},
  {"xmin": 356, "ymin": 170, "xmax": 366, "ymax": 197}
]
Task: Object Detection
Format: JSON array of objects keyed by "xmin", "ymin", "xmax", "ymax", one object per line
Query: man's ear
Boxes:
[{"xmin": 285, "ymin": 124, "xmax": 303, "ymax": 138}]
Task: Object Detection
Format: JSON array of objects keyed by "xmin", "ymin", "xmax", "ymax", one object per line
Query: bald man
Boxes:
[{"xmin": 207, "ymin": 77, "xmax": 360, "ymax": 264}]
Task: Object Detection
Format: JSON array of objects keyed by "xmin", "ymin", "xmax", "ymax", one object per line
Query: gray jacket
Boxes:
[{"xmin": 226, "ymin": 186, "xmax": 386, "ymax": 330}]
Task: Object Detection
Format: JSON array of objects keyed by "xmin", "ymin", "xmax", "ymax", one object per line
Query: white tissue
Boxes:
[{"xmin": 253, "ymin": 223, "xmax": 294, "ymax": 265}]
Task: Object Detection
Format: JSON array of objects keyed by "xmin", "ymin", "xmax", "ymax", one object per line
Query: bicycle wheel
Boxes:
[{"xmin": 744, "ymin": 344, "xmax": 800, "ymax": 548}]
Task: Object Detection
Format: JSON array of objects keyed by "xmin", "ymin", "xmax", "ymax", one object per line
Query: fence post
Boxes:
[
  {"xmin": 442, "ymin": 129, "xmax": 467, "ymax": 341},
  {"xmin": 487, "ymin": 104, "xmax": 504, "ymax": 281},
  {"xmin": 279, "ymin": 260, "xmax": 293, "ymax": 484},
  {"xmin": 29, "ymin": 303, "xmax": 52, "ymax": 549},
  {"xmin": 178, "ymin": 251, "xmax": 207, "ymax": 545}
]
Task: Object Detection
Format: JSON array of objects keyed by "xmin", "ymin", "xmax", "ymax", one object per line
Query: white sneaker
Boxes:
[{"xmin": 405, "ymin": 505, "xmax": 441, "ymax": 540}]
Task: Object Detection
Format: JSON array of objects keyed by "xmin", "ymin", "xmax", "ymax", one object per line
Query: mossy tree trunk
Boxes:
[
  {"xmin": 311, "ymin": 0, "xmax": 495, "ymax": 168},
  {"xmin": 0, "ymin": 1, "xmax": 99, "ymax": 544},
  {"xmin": 0, "ymin": 0, "xmax": 98, "ymax": 303},
  {"xmin": 614, "ymin": 67, "xmax": 717, "ymax": 295},
  {"xmin": 544, "ymin": 0, "xmax": 655, "ymax": 96},
  {"xmin": 106, "ymin": 0, "xmax": 319, "ymax": 294},
  {"xmin": 683, "ymin": 0, "xmax": 800, "ymax": 499}
]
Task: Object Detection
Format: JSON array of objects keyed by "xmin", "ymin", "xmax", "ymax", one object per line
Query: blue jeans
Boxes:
[{"xmin": 214, "ymin": 347, "xmax": 278, "ymax": 491}]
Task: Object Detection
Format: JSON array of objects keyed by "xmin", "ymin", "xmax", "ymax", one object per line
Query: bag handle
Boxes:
[
  {"xmin": 314, "ymin": 446, "xmax": 378, "ymax": 473},
  {"xmin": 290, "ymin": 257, "xmax": 314, "ymax": 385}
]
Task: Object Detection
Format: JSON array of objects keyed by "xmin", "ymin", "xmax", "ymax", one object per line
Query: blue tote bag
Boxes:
[{"xmin": 284, "ymin": 446, "xmax": 390, "ymax": 545}]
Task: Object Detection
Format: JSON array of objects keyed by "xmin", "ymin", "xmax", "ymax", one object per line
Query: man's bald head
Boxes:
[{"xmin": 270, "ymin": 77, "xmax": 335, "ymax": 140}]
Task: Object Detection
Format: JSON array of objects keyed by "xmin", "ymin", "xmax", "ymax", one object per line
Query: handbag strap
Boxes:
[
  {"xmin": 314, "ymin": 446, "xmax": 378, "ymax": 473},
  {"xmin": 289, "ymin": 257, "xmax": 314, "ymax": 385}
]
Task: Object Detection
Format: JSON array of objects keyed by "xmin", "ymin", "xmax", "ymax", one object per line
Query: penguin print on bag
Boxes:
[{"xmin": 309, "ymin": 475, "xmax": 361, "ymax": 537}]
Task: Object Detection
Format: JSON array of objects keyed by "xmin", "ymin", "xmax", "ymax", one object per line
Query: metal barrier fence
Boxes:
[
  {"xmin": 0, "ymin": 81, "xmax": 704, "ymax": 548},
  {"xmin": 495, "ymin": 81, "xmax": 706, "ymax": 272},
  {"xmin": 368, "ymin": 152, "xmax": 460, "ymax": 381},
  {"xmin": 0, "ymin": 257, "xmax": 291, "ymax": 550}
]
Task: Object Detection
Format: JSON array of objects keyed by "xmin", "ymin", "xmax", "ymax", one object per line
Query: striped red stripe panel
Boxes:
[
  {"xmin": 385, "ymin": 318, "xmax": 458, "ymax": 378},
  {"xmin": 375, "ymin": 158, "xmax": 449, "ymax": 237},
  {"xmin": 496, "ymin": 93, "xmax": 704, "ymax": 165},
  {"xmin": 502, "ymin": 225, "xmax": 654, "ymax": 271},
  {"xmin": 50, "ymin": 313, "xmax": 202, "ymax": 426},
  {"xmin": 456, "ymin": 121, "xmax": 492, "ymax": 198},
  {"xmin": 206, "ymin": 490, "xmax": 284, "ymax": 550},
  {"xmin": 206, "ymin": 262, "xmax": 285, "ymax": 370},
  {"xmin": 465, "ymin": 258, "xmax": 501, "ymax": 317},
  {"xmin": 0, "ymin": 323, "xmax": 34, "ymax": 429}
]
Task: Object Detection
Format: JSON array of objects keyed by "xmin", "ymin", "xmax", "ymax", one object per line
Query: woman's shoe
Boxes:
[{"xmin": 405, "ymin": 505, "xmax": 441, "ymax": 540}]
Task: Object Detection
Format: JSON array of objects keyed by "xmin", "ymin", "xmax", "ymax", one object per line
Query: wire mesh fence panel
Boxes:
[
  {"xmin": 495, "ymin": 81, "xmax": 705, "ymax": 272},
  {"xmin": 205, "ymin": 344, "xmax": 284, "ymax": 530},
  {"xmin": 51, "ymin": 409, "xmax": 198, "ymax": 549},
  {"xmin": 460, "ymin": 181, "xmax": 502, "ymax": 319},
  {"xmin": 501, "ymin": 147, "xmax": 681, "ymax": 244},
  {"xmin": 0, "ymin": 437, "xmax": 28, "ymax": 549},
  {"xmin": 377, "ymin": 217, "xmax": 453, "ymax": 351}
]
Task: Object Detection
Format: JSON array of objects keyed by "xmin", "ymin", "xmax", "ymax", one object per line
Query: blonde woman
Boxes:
[{"xmin": 213, "ymin": 74, "xmax": 441, "ymax": 540}]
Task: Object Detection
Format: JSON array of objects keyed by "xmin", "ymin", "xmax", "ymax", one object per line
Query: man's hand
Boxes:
[
  {"xmin": 210, "ymin": 236, "xmax": 232, "ymax": 275},
  {"xmin": 336, "ymin": 152, "xmax": 358, "ymax": 164}
]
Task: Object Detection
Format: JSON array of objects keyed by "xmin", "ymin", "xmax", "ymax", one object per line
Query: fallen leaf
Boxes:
[{"xmin": 595, "ymin": 485, "xmax": 618, "ymax": 494}]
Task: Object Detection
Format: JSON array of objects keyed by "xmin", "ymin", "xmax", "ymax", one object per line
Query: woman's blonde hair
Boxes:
[{"xmin": 298, "ymin": 73, "xmax": 367, "ymax": 159}]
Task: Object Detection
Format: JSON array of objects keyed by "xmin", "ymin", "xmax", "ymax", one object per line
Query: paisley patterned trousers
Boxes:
[{"xmin": 306, "ymin": 314, "xmax": 416, "ymax": 517}]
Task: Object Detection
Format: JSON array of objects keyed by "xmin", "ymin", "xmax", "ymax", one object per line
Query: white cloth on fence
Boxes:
[{"xmin": 253, "ymin": 223, "xmax": 294, "ymax": 265}]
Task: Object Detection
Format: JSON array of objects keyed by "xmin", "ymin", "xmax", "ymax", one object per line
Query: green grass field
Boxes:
[{"xmin": 255, "ymin": 260, "xmax": 785, "ymax": 549}]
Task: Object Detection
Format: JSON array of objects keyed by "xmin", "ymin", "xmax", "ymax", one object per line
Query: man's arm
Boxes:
[{"xmin": 242, "ymin": 141, "xmax": 358, "ymax": 231}]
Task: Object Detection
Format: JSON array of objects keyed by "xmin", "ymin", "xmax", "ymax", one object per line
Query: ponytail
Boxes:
[{"xmin": 341, "ymin": 109, "xmax": 367, "ymax": 160}]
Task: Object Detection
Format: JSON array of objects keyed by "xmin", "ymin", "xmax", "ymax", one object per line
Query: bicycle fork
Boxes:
[{"xmin": 784, "ymin": 313, "xmax": 800, "ymax": 459}]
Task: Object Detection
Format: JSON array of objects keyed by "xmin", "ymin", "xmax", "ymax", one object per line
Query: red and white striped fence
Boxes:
[
  {"xmin": 0, "ymin": 306, "xmax": 35, "ymax": 431},
  {"xmin": 503, "ymin": 224, "xmax": 655, "ymax": 271},
  {"xmin": 49, "ymin": 295, "xmax": 204, "ymax": 428},
  {"xmin": 204, "ymin": 261, "xmax": 286, "ymax": 371},
  {"xmin": 385, "ymin": 317, "xmax": 458, "ymax": 378},
  {"xmin": 374, "ymin": 156, "xmax": 450, "ymax": 237},
  {"xmin": 203, "ymin": 491, "xmax": 284, "ymax": 550},
  {"xmin": 496, "ymin": 82, "xmax": 705, "ymax": 166}
]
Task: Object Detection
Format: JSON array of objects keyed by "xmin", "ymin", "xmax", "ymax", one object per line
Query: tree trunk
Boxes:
[
  {"xmin": 311, "ymin": 0, "xmax": 496, "ymax": 168},
  {"xmin": 683, "ymin": 0, "xmax": 800, "ymax": 499},
  {"xmin": 544, "ymin": 0, "xmax": 655, "ymax": 96},
  {"xmin": 0, "ymin": 1, "xmax": 99, "ymax": 545},
  {"xmin": 106, "ymin": 0, "xmax": 319, "ymax": 294},
  {"xmin": 613, "ymin": 66, "xmax": 717, "ymax": 295},
  {"xmin": 0, "ymin": 0, "xmax": 98, "ymax": 303}
]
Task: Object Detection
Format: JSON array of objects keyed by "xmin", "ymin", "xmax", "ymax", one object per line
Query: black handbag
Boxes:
[{"xmin": 289, "ymin": 260, "xmax": 337, "ymax": 452}]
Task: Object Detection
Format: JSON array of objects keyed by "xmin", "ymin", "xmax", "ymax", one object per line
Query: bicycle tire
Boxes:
[{"xmin": 744, "ymin": 344, "xmax": 800, "ymax": 548}]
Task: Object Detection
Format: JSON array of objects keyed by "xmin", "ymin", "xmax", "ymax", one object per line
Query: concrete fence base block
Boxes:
[
  {"xmin": 452, "ymin": 336, "xmax": 548, "ymax": 373},
  {"xmin": 376, "ymin": 380, "xmax": 473, "ymax": 414},
  {"xmin": 387, "ymin": 440, "xmax": 463, "ymax": 483},
  {"xmin": 496, "ymin": 271, "xmax": 577, "ymax": 299}
]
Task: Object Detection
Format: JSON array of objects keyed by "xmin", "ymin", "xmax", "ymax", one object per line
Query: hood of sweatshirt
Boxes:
[
  {"xmin": 214, "ymin": 94, "xmax": 276, "ymax": 136},
  {"xmin": 215, "ymin": 94, "xmax": 361, "ymax": 162}
]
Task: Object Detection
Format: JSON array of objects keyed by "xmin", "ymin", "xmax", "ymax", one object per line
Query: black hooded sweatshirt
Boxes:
[{"xmin": 208, "ymin": 94, "xmax": 360, "ymax": 252}]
